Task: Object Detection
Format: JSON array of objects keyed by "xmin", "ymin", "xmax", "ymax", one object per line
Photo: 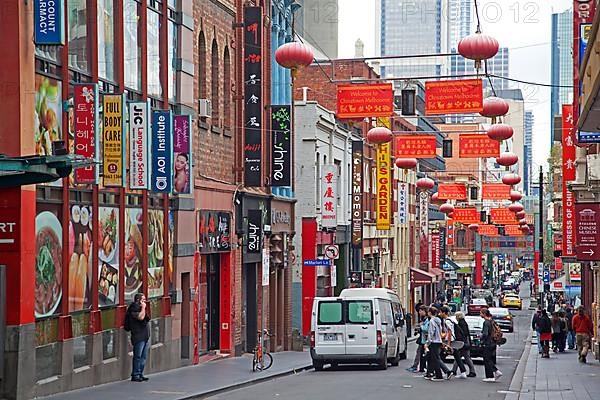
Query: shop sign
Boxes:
[
  {"xmin": 555, "ymin": 257, "xmax": 563, "ymax": 271},
  {"xmin": 555, "ymin": 239, "xmax": 563, "ymax": 251},
  {"xmin": 563, "ymin": 186, "xmax": 576, "ymax": 257},
  {"xmin": 575, "ymin": 203, "xmax": 600, "ymax": 260},
  {"xmin": 198, "ymin": 211, "xmax": 231, "ymax": 253},
  {"xmin": 129, "ymin": 102, "xmax": 149, "ymax": 190},
  {"xmin": 247, "ymin": 209, "xmax": 262, "ymax": 254},
  {"xmin": 425, "ymin": 79, "xmax": 483, "ymax": 115},
  {"xmin": 74, "ymin": 83, "xmax": 99, "ymax": 184},
  {"xmin": 439, "ymin": 228, "xmax": 446, "ymax": 266},
  {"xmin": 459, "ymin": 134, "xmax": 500, "ymax": 158},
  {"xmin": 102, "ymin": 94, "xmax": 125, "ymax": 187},
  {"xmin": 437, "ymin": 183, "xmax": 467, "ymax": 200},
  {"xmin": 419, "ymin": 192, "xmax": 429, "ymax": 267},
  {"xmin": 351, "ymin": 141, "xmax": 363, "ymax": 246},
  {"xmin": 452, "ymin": 207, "xmax": 479, "ymax": 224},
  {"xmin": 562, "ymin": 105, "xmax": 576, "ymax": 182},
  {"xmin": 244, "ymin": 6, "xmax": 263, "ymax": 187},
  {"xmin": 482, "ymin": 183, "xmax": 511, "ymax": 200},
  {"xmin": 478, "ymin": 224, "xmax": 499, "ymax": 236},
  {"xmin": 446, "ymin": 219, "xmax": 454, "ymax": 245},
  {"xmin": 271, "ymin": 105, "xmax": 291, "ymax": 187},
  {"xmin": 490, "ymin": 208, "xmax": 519, "ymax": 225},
  {"xmin": 337, "ymin": 83, "xmax": 394, "ymax": 119},
  {"xmin": 271, "ymin": 209, "xmax": 291, "ymax": 227},
  {"xmin": 0, "ymin": 209, "xmax": 19, "ymax": 252},
  {"xmin": 262, "ymin": 248, "xmax": 270, "ymax": 286},
  {"xmin": 504, "ymin": 225, "xmax": 524, "ymax": 237},
  {"xmin": 578, "ymin": 131, "xmax": 600, "ymax": 144},
  {"xmin": 321, "ymin": 165, "xmax": 338, "ymax": 229},
  {"xmin": 431, "ymin": 233, "xmax": 440, "ymax": 269},
  {"xmin": 553, "ymin": 281, "xmax": 563, "ymax": 290},
  {"xmin": 573, "ymin": 1, "xmax": 595, "ymax": 141},
  {"xmin": 376, "ymin": 141, "xmax": 391, "ymax": 230},
  {"xmin": 173, "ymin": 115, "xmax": 192, "ymax": 194},
  {"xmin": 568, "ymin": 263, "xmax": 581, "ymax": 281},
  {"xmin": 34, "ymin": 0, "xmax": 65, "ymax": 45},
  {"xmin": 398, "ymin": 182, "xmax": 408, "ymax": 224},
  {"xmin": 151, "ymin": 110, "xmax": 173, "ymax": 193},
  {"xmin": 395, "ymin": 135, "xmax": 437, "ymax": 158}
]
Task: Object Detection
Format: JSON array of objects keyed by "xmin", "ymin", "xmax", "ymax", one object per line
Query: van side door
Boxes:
[
  {"xmin": 392, "ymin": 302, "xmax": 407, "ymax": 352},
  {"xmin": 380, "ymin": 300, "xmax": 397, "ymax": 357}
]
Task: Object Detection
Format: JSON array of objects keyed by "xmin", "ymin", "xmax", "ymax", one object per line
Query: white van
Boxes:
[{"xmin": 309, "ymin": 288, "xmax": 408, "ymax": 370}]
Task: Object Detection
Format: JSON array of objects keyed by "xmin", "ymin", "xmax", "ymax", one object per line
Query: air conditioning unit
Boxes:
[{"xmin": 198, "ymin": 99, "xmax": 212, "ymax": 118}]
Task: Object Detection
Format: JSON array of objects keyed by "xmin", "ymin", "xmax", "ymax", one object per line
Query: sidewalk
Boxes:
[
  {"xmin": 506, "ymin": 337, "xmax": 600, "ymax": 400},
  {"xmin": 38, "ymin": 351, "xmax": 312, "ymax": 400}
]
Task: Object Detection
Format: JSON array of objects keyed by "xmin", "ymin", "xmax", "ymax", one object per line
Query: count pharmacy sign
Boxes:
[{"xmin": 34, "ymin": 0, "xmax": 65, "ymax": 45}]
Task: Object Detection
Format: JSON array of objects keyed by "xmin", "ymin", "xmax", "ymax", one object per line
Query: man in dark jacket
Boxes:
[
  {"xmin": 565, "ymin": 307, "xmax": 575, "ymax": 350},
  {"xmin": 480, "ymin": 308, "xmax": 502, "ymax": 382},
  {"xmin": 532, "ymin": 307, "xmax": 543, "ymax": 354},
  {"xmin": 127, "ymin": 293, "xmax": 151, "ymax": 382},
  {"xmin": 536, "ymin": 309, "xmax": 552, "ymax": 358},
  {"xmin": 451, "ymin": 311, "xmax": 476, "ymax": 378}
]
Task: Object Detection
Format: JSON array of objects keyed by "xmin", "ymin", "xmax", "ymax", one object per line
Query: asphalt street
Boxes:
[{"xmin": 206, "ymin": 289, "xmax": 533, "ymax": 400}]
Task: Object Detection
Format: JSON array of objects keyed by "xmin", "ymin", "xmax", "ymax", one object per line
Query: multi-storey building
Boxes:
[
  {"xmin": 523, "ymin": 111, "xmax": 534, "ymax": 195},
  {"xmin": 550, "ymin": 8, "xmax": 573, "ymax": 136}
]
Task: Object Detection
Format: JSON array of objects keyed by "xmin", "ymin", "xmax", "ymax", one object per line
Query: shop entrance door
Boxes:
[
  {"xmin": 207, "ymin": 254, "xmax": 220, "ymax": 351},
  {"xmin": 244, "ymin": 263, "xmax": 257, "ymax": 352}
]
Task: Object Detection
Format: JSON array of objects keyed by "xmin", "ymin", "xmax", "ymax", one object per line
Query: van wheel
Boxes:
[
  {"xmin": 313, "ymin": 360, "xmax": 324, "ymax": 371},
  {"xmin": 399, "ymin": 338, "xmax": 408, "ymax": 360},
  {"xmin": 391, "ymin": 343, "xmax": 401, "ymax": 366},
  {"xmin": 378, "ymin": 346, "xmax": 388, "ymax": 370}
]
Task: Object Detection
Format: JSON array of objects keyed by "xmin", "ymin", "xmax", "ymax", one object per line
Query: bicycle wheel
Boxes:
[{"xmin": 262, "ymin": 352, "xmax": 273, "ymax": 370}]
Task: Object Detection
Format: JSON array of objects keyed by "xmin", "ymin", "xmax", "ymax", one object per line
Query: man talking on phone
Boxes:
[{"xmin": 126, "ymin": 293, "xmax": 151, "ymax": 382}]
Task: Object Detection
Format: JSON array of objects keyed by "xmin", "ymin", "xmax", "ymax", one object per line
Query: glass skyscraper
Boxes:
[
  {"xmin": 524, "ymin": 110, "xmax": 534, "ymax": 195},
  {"xmin": 550, "ymin": 9, "xmax": 573, "ymax": 137}
]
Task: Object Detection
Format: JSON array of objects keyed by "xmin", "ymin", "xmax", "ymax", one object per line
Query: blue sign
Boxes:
[
  {"xmin": 151, "ymin": 111, "xmax": 173, "ymax": 192},
  {"xmin": 543, "ymin": 268, "xmax": 550, "ymax": 284},
  {"xmin": 34, "ymin": 0, "xmax": 65, "ymax": 45},
  {"xmin": 578, "ymin": 131, "xmax": 600, "ymax": 144},
  {"xmin": 303, "ymin": 259, "xmax": 331, "ymax": 267},
  {"xmin": 580, "ymin": 24, "xmax": 592, "ymax": 66}
]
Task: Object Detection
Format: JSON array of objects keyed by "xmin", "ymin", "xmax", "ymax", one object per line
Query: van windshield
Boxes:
[
  {"xmin": 318, "ymin": 301, "xmax": 343, "ymax": 324},
  {"xmin": 347, "ymin": 300, "xmax": 373, "ymax": 324}
]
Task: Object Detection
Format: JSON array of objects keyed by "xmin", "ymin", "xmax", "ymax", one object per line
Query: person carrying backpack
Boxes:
[{"xmin": 480, "ymin": 308, "xmax": 503, "ymax": 382}]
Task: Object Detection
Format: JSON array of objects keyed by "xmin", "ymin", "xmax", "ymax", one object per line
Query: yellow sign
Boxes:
[
  {"xmin": 102, "ymin": 94, "xmax": 125, "ymax": 187},
  {"xmin": 376, "ymin": 118, "xmax": 391, "ymax": 230}
]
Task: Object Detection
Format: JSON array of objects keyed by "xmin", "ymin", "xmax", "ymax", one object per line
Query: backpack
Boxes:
[
  {"xmin": 124, "ymin": 306, "xmax": 132, "ymax": 332},
  {"xmin": 491, "ymin": 320, "xmax": 503, "ymax": 343}
]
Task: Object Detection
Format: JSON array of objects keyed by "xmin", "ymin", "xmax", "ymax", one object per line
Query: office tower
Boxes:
[
  {"xmin": 550, "ymin": 8, "xmax": 573, "ymax": 137},
  {"xmin": 524, "ymin": 110, "xmax": 534, "ymax": 195}
]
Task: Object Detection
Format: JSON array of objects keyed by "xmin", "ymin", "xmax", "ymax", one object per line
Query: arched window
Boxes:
[
  {"xmin": 211, "ymin": 39, "xmax": 220, "ymax": 123},
  {"xmin": 198, "ymin": 31, "xmax": 207, "ymax": 100},
  {"xmin": 456, "ymin": 229, "xmax": 466, "ymax": 248},
  {"xmin": 223, "ymin": 46, "xmax": 231, "ymax": 129}
]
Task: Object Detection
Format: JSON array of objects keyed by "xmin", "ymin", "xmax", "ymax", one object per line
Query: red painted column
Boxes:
[
  {"xmin": 302, "ymin": 218, "xmax": 317, "ymax": 336},
  {"xmin": 533, "ymin": 251, "xmax": 539, "ymax": 297},
  {"xmin": 475, "ymin": 251, "xmax": 483, "ymax": 287},
  {"xmin": 220, "ymin": 253, "xmax": 232, "ymax": 352}
]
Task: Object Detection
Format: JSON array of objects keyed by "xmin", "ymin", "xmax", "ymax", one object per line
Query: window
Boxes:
[
  {"xmin": 457, "ymin": 229, "xmax": 466, "ymax": 248},
  {"xmin": 98, "ymin": 0, "xmax": 115, "ymax": 82},
  {"xmin": 168, "ymin": 20, "xmax": 177, "ymax": 102},
  {"xmin": 124, "ymin": 0, "xmax": 142, "ymax": 90},
  {"xmin": 223, "ymin": 47, "xmax": 231, "ymax": 128},
  {"xmin": 317, "ymin": 301, "xmax": 342, "ymax": 324},
  {"xmin": 147, "ymin": 8, "xmax": 162, "ymax": 97},
  {"xmin": 211, "ymin": 39, "xmax": 219, "ymax": 123},
  {"xmin": 198, "ymin": 32, "xmax": 207, "ymax": 99},
  {"xmin": 347, "ymin": 300, "xmax": 373, "ymax": 324},
  {"xmin": 68, "ymin": 0, "xmax": 89, "ymax": 73}
]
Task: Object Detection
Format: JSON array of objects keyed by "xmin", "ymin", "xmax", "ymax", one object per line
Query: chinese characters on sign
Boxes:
[
  {"xmin": 575, "ymin": 203, "xmax": 600, "ymax": 261},
  {"xmin": 271, "ymin": 105, "xmax": 291, "ymax": 187},
  {"xmin": 244, "ymin": 7, "xmax": 262, "ymax": 187},
  {"xmin": 336, "ymin": 83, "xmax": 394, "ymax": 119},
  {"xmin": 490, "ymin": 208, "xmax": 520, "ymax": 225},
  {"xmin": 437, "ymin": 183, "xmax": 467, "ymax": 200},
  {"xmin": 452, "ymin": 208, "xmax": 479, "ymax": 224},
  {"xmin": 482, "ymin": 183, "xmax": 511, "ymax": 200},
  {"xmin": 398, "ymin": 182, "xmax": 408, "ymax": 224},
  {"xmin": 199, "ymin": 211, "xmax": 231, "ymax": 253},
  {"xmin": 151, "ymin": 110, "xmax": 173, "ymax": 193},
  {"xmin": 102, "ymin": 94, "xmax": 125, "ymax": 187},
  {"xmin": 504, "ymin": 225, "xmax": 525, "ymax": 237},
  {"xmin": 376, "ymin": 130, "xmax": 391, "ymax": 230},
  {"xmin": 74, "ymin": 83, "xmax": 99, "ymax": 184},
  {"xmin": 419, "ymin": 192, "xmax": 429, "ymax": 267},
  {"xmin": 321, "ymin": 165, "xmax": 338, "ymax": 228},
  {"xmin": 562, "ymin": 105, "xmax": 576, "ymax": 181},
  {"xmin": 478, "ymin": 224, "xmax": 499, "ymax": 236},
  {"xmin": 173, "ymin": 115, "xmax": 192, "ymax": 194},
  {"xmin": 458, "ymin": 134, "xmax": 500, "ymax": 158},
  {"xmin": 425, "ymin": 79, "xmax": 483, "ymax": 115},
  {"xmin": 351, "ymin": 141, "xmax": 363, "ymax": 246},
  {"xmin": 129, "ymin": 102, "xmax": 149, "ymax": 190},
  {"xmin": 395, "ymin": 135, "xmax": 437, "ymax": 158}
]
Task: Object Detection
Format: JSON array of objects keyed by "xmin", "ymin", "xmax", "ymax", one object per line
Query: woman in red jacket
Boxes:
[{"xmin": 572, "ymin": 306, "xmax": 594, "ymax": 363}]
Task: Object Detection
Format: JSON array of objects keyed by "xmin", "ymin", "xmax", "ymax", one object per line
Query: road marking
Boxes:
[{"xmin": 402, "ymin": 385, "xmax": 413, "ymax": 388}]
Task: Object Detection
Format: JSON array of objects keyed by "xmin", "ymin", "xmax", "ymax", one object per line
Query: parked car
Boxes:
[
  {"xmin": 467, "ymin": 298, "xmax": 488, "ymax": 315},
  {"xmin": 501, "ymin": 293, "xmax": 522, "ymax": 310},
  {"xmin": 489, "ymin": 307, "xmax": 514, "ymax": 332}
]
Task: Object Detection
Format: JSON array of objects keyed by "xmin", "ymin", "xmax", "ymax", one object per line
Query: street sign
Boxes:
[
  {"xmin": 543, "ymin": 268, "xmax": 550, "ymax": 284},
  {"xmin": 578, "ymin": 131, "xmax": 600, "ymax": 144},
  {"xmin": 324, "ymin": 244, "xmax": 340, "ymax": 260},
  {"xmin": 303, "ymin": 259, "xmax": 332, "ymax": 267},
  {"xmin": 575, "ymin": 203, "xmax": 600, "ymax": 261},
  {"xmin": 331, "ymin": 263, "xmax": 337, "ymax": 288}
]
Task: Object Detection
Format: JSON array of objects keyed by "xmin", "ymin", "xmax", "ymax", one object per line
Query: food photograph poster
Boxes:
[
  {"xmin": 35, "ymin": 204, "xmax": 63, "ymax": 319},
  {"xmin": 148, "ymin": 209, "xmax": 165, "ymax": 298},
  {"xmin": 68, "ymin": 205, "xmax": 93, "ymax": 312},
  {"xmin": 34, "ymin": 75, "xmax": 63, "ymax": 156},
  {"xmin": 98, "ymin": 207, "xmax": 119, "ymax": 307},
  {"xmin": 125, "ymin": 208, "xmax": 143, "ymax": 301}
]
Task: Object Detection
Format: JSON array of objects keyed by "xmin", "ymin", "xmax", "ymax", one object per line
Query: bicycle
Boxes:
[{"xmin": 252, "ymin": 329, "xmax": 273, "ymax": 371}]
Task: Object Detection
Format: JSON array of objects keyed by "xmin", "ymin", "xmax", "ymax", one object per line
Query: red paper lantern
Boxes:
[
  {"xmin": 275, "ymin": 41, "xmax": 314, "ymax": 76},
  {"xmin": 431, "ymin": 192, "xmax": 440, "ymax": 202},
  {"xmin": 468, "ymin": 223, "xmax": 480, "ymax": 232},
  {"xmin": 480, "ymin": 97, "xmax": 509, "ymax": 118},
  {"xmin": 439, "ymin": 203, "xmax": 455, "ymax": 214},
  {"xmin": 521, "ymin": 226, "xmax": 530, "ymax": 233},
  {"xmin": 510, "ymin": 190, "xmax": 523, "ymax": 202},
  {"xmin": 416, "ymin": 177, "xmax": 435, "ymax": 190},
  {"xmin": 487, "ymin": 124, "xmax": 514, "ymax": 141},
  {"xmin": 519, "ymin": 218, "xmax": 528, "ymax": 225},
  {"xmin": 395, "ymin": 158, "xmax": 418, "ymax": 170},
  {"xmin": 448, "ymin": 212, "xmax": 454, "ymax": 219},
  {"xmin": 502, "ymin": 173, "xmax": 521, "ymax": 186},
  {"xmin": 516, "ymin": 211, "xmax": 526, "ymax": 219},
  {"xmin": 496, "ymin": 152, "xmax": 518, "ymax": 167},
  {"xmin": 458, "ymin": 32, "xmax": 499, "ymax": 69},
  {"xmin": 367, "ymin": 127, "xmax": 393, "ymax": 144},
  {"xmin": 508, "ymin": 202, "xmax": 524, "ymax": 213}
]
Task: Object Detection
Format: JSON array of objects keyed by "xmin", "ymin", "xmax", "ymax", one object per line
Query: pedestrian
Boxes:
[
  {"xmin": 551, "ymin": 312, "xmax": 562, "ymax": 353},
  {"xmin": 537, "ymin": 309, "xmax": 552, "ymax": 358},
  {"xmin": 415, "ymin": 299, "xmax": 423, "ymax": 316},
  {"xmin": 532, "ymin": 307, "xmax": 543, "ymax": 354},
  {"xmin": 565, "ymin": 307, "xmax": 576, "ymax": 350},
  {"xmin": 438, "ymin": 306, "xmax": 455, "ymax": 380},
  {"xmin": 480, "ymin": 308, "xmax": 502, "ymax": 382},
  {"xmin": 424, "ymin": 307, "xmax": 445, "ymax": 381},
  {"xmin": 407, "ymin": 306, "xmax": 428, "ymax": 373},
  {"xmin": 558, "ymin": 310, "xmax": 567, "ymax": 352},
  {"xmin": 572, "ymin": 306, "xmax": 593, "ymax": 363},
  {"xmin": 125, "ymin": 293, "xmax": 151, "ymax": 382},
  {"xmin": 451, "ymin": 311, "xmax": 475, "ymax": 378}
]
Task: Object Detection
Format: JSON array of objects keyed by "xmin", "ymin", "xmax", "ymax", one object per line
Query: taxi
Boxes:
[{"xmin": 501, "ymin": 293, "xmax": 522, "ymax": 310}]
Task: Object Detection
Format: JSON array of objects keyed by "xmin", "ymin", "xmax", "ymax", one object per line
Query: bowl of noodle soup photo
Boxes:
[{"xmin": 35, "ymin": 211, "xmax": 63, "ymax": 318}]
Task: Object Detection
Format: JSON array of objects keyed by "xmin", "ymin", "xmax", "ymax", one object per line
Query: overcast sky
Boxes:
[{"xmin": 338, "ymin": 0, "xmax": 573, "ymax": 169}]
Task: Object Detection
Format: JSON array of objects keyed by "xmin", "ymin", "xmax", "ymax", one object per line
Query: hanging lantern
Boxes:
[
  {"xmin": 496, "ymin": 152, "xmax": 518, "ymax": 167},
  {"xmin": 367, "ymin": 127, "xmax": 393, "ymax": 144},
  {"xmin": 521, "ymin": 226, "xmax": 531, "ymax": 233},
  {"xmin": 395, "ymin": 158, "xmax": 418, "ymax": 170},
  {"xmin": 515, "ymin": 211, "xmax": 526, "ymax": 219},
  {"xmin": 457, "ymin": 32, "xmax": 499, "ymax": 69},
  {"xmin": 439, "ymin": 203, "xmax": 455, "ymax": 214},
  {"xmin": 508, "ymin": 202, "xmax": 524, "ymax": 213},
  {"xmin": 468, "ymin": 223, "xmax": 480, "ymax": 232},
  {"xmin": 510, "ymin": 190, "xmax": 523, "ymax": 202},
  {"xmin": 487, "ymin": 124, "xmax": 514, "ymax": 141},
  {"xmin": 431, "ymin": 192, "xmax": 440, "ymax": 202},
  {"xmin": 502, "ymin": 173, "xmax": 521, "ymax": 186},
  {"xmin": 448, "ymin": 212, "xmax": 454, "ymax": 219},
  {"xmin": 416, "ymin": 177, "xmax": 435, "ymax": 191},
  {"xmin": 275, "ymin": 41, "xmax": 314, "ymax": 77},
  {"xmin": 480, "ymin": 97, "xmax": 509, "ymax": 123},
  {"xmin": 519, "ymin": 218, "xmax": 528, "ymax": 225}
]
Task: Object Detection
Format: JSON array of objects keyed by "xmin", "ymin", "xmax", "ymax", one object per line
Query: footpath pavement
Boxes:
[{"xmin": 39, "ymin": 351, "xmax": 313, "ymax": 400}]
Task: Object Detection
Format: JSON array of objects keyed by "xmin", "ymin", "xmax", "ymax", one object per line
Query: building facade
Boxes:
[
  {"xmin": 523, "ymin": 110, "xmax": 534, "ymax": 196},
  {"xmin": 550, "ymin": 8, "xmax": 574, "ymax": 136}
]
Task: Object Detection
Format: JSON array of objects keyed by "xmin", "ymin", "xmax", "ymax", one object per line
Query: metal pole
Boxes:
[{"xmin": 538, "ymin": 166, "xmax": 544, "ymax": 307}]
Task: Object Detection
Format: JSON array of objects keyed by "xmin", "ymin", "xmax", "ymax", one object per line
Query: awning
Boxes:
[
  {"xmin": 550, "ymin": 275, "xmax": 567, "ymax": 292},
  {"xmin": 410, "ymin": 268, "xmax": 436, "ymax": 287},
  {"xmin": 430, "ymin": 268, "xmax": 444, "ymax": 281},
  {"xmin": 443, "ymin": 257, "xmax": 461, "ymax": 271}
]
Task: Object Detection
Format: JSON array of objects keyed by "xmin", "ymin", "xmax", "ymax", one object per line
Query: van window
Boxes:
[
  {"xmin": 318, "ymin": 301, "xmax": 343, "ymax": 324},
  {"xmin": 347, "ymin": 300, "xmax": 373, "ymax": 324}
]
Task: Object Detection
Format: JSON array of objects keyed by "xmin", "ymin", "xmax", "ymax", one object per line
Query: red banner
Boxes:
[
  {"xmin": 478, "ymin": 224, "xmax": 499, "ymax": 236},
  {"xmin": 447, "ymin": 219, "xmax": 454, "ymax": 245},
  {"xmin": 575, "ymin": 203, "xmax": 600, "ymax": 261},
  {"xmin": 431, "ymin": 233, "xmax": 440, "ymax": 269},
  {"xmin": 562, "ymin": 105, "xmax": 576, "ymax": 181},
  {"xmin": 555, "ymin": 257, "xmax": 563, "ymax": 271},
  {"xmin": 425, "ymin": 79, "xmax": 483, "ymax": 115},
  {"xmin": 505, "ymin": 225, "xmax": 524, "ymax": 236},
  {"xmin": 490, "ymin": 208, "xmax": 519, "ymax": 225},
  {"xmin": 395, "ymin": 135, "xmax": 437, "ymax": 158},
  {"xmin": 482, "ymin": 183, "xmax": 511, "ymax": 200},
  {"xmin": 337, "ymin": 83, "xmax": 394, "ymax": 119},
  {"xmin": 453, "ymin": 207, "xmax": 480, "ymax": 224},
  {"xmin": 458, "ymin": 134, "xmax": 500, "ymax": 158},
  {"xmin": 437, "ymin": 183, "xmax": 467, "ymax": 200},
  {"xmin": 563, "ymin": 183, "xmax": 576, "ymax": 258},
  {"xmin": 74, "ymin": 84, "xmax": 99, "ymax": 183}
]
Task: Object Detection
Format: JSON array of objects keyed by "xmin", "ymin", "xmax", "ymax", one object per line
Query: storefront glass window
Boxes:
[
  {"xmin": 168, "ymin": 20, "xmax": 177, "ymax": 102},
  {"xmin": 124, "ymin": 0, "xmax": 142, "ymax": 91},
  {"xmin": 98, "ymin": 0, "xmax": 115, "ymax": 82},
  {"xmin": 35, "ymin": 45, "xmax": 61, "ymax": 64},
  {"xmin": 147, "ymin": 9, "xmax": 162, "ymax": 97},
  {"xmin": 68, "ymin": 0, "xmax": 89, "ymax": 73}
]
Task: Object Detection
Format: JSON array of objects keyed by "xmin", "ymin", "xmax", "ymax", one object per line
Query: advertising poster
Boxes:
[
  {"xmin": 68, "ymin": 204, "xmax": 93, "ymax": 312},
  {"xmin": 575, "ymin": 203, "xmax": 600, "ymax": 261},
  {"xmin": 395, "ymin": 135, "xmax": 437, "ymax": 158},
  {"xmin": 74, "ymin": 83, "xmax": 99, "ymax": 184},
  {"xmin": 34, "ymin": 75, "xmax": 63, "ymax": 156},
  {"xmin": 376, "ymin": 141, "xmax": 391, "ymax": 230},
  {"xmin": 151, "ymin": 110, "xmax": 173, "ymax": 193},
  {"xmin": 148, "ymin": 209, "xmax": 165, "ymax": 298},
  {"xmin": 351, "ymin": 141, "xmax": 363, "ymax": 246},
  {"xmin": 125, "ymin": 208, "xmax": 143, "ymax": 301},
  {"xmin": 336, "ymin": 83, "xmax": 394, "ymax": 119},
  {"xmin": 168, "ymin": 211, "xmax": 175, "ymax": 292},
  {"xmin": 568, "ymin": 263, "xmax": 581, "ymax": 282},
  {"xmin": 425, "ymin": 79, "xmax": 483, "ymax": 115},
  {"xmin": 271, "ymin": 105, "xmax": 292, "ymax": 187},
  {"xmin": 262, "ymin": 248, "xmax": 270, "ymax": 286},
  {"xmin": 459, "ymin": 134, "xmax": 500, "ymax": 158},
  {"xmin": 173, "ymin": 115, "xmax": 191, "ymax": 194},
  {"xmin": 129, "ymin": 102, "xmax": 149, "ymax": 190},
  {"xmin": 102, "ymin": 94, "xmax": 125, "ymax": 187},
  {"xmin": 321, "ymin": 165, "xmax": 338, "ymax": 228},
  {"xmin": 98, "ymin": 207, "xmax": 119, "ymax": 307},
  {"xmin": 35, "ymin": 204, "xmax": 63, "ymax": 319}
]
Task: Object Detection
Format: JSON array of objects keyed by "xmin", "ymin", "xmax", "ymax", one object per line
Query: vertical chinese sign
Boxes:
[
  {"xmin": 321, "ymin": 165, "xmax": 338, "ymax": 229},
  {"xmin": 173, "ymin": 115, "xmax": 192, "ymax": 194},
  {"xmin": 376, "ymin": 135, "xmax": 391, "ymax": 230},
  {"xmin": 244, "ymin": 6, "xmax": 262, "ymax": 187},
  {"xmin": 74, "ymin": 83, "xmax": 99, "ymax": 184},
  {"xmin": 562, "ymin": 105, "xmax": 576, "ymax": 258},
  {"xmin": 438, "ymin": 227, "xmax": 446, "ymax": 266},
  {"xmin": 129, "ymin": 102, "xmax": 149, "ymax": 190},
  {"xmin": 271, "ymin": 105, "xmax": 291, "ymax": 187},
  {"xmin": 431, "ymin": 232, "xmax": 440, "ymax": 269},
  {"xmin": 151, "ymin": 110, "xmax": 173, "ymax": 193},
  {"xmin": 351, "ymin": 141, "xmax": 363, "ymax": 246},
  {"xmin": 102, "ymin": 94, "xmax": 125, "ymax": 187},
  {"xmin": 419, "ymin": 191, "xmax": 429, "ymax": 267},
  {"xmin": 398, "ymin": 182, "xmax": 408, "ymax": 224}
]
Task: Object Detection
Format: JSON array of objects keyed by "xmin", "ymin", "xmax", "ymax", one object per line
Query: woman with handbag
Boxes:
[{"xmin": 451, "ymin": 312, "xmax": 476, "ymax": 378}]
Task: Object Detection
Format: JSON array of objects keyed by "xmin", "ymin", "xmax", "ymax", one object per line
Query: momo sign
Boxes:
[{"xmin": 351, "ymin": 141, "xmax": 363, "ymax": 246}]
